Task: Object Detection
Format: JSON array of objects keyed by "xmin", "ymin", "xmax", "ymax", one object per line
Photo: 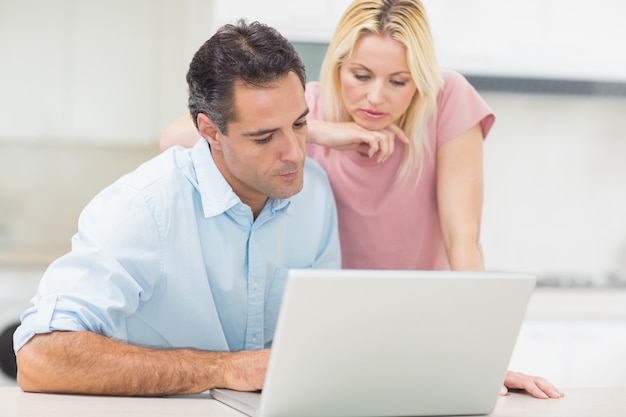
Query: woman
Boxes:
[
  {"xmin": 161, "ymin": 0, "xmax": 564, "ymax": 399},
  {"xmin": 305, "ymin": 0, "xmax": 489, "ymax": 272}
]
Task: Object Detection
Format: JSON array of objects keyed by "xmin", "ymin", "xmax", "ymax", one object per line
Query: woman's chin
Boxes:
[{"xmin": 353, "ymin": 117, "xmax": 389, "ymax": 132}]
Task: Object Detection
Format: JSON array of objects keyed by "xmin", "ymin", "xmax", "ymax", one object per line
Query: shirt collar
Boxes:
[
  {"xmin": 190, "ymin": 139, "xmax": 292, "ymax": 218},
  {"xmin": 191, "ymin": 139, "xmax": 240, "ymax": 218}
]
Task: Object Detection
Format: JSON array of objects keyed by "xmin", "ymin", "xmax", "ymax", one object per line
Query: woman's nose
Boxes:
[{"xmin": 366, "ymin": 83, "xmax": 385, "ymax": 105}]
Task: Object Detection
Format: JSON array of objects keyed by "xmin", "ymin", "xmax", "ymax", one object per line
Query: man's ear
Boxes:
[{"xmin": 197, "ymin": 113, "xmax": 223, "ymax": 150}]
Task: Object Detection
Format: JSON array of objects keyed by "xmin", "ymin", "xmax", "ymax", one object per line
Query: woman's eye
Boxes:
[
  {"xmin": 354, "ymin": 73, "xmax": 369, "ymax": 81},
  {"xmin": 391, "ymin": 79, "xmax": 407, "ymax": 87}
]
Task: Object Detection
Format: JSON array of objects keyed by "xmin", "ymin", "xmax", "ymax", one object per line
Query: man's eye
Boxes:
[
  {"xmin": 255, "ymin": 135, "xmax": 272, "ymax": 144},
  {"xmin": 294, "ymin": 120, "xmax": 308, "ymax": 129}
]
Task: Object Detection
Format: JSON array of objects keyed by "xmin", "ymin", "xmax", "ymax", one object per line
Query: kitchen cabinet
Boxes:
[{"xmin": 0, "ymin": 0, "xmax": 188, "ymax": 145}]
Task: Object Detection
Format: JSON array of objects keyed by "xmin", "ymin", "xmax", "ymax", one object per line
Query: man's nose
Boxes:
[{"xmin": 280, "ymin": 131, "xmax": 305, "ymax": 162}]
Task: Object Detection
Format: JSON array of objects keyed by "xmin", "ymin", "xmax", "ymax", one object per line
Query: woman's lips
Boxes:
[{"xmin": 358, "ymin": 108, "xmax": 387, "ymax": 120}]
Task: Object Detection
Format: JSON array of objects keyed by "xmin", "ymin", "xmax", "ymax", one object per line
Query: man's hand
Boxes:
[{"xmin": 221, "ymin": 349, "xmax": 270, "ymax": 391}]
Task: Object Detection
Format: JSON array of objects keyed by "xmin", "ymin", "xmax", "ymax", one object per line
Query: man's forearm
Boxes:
[{"xmin": 16, "ymin": 331, "xmax": 268, "ymax": 396}]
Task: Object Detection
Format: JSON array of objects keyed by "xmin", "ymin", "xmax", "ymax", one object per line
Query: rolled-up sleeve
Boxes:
[{"xmin": 14, "ymin": 182, "xmax": 163, "ymax": 352}]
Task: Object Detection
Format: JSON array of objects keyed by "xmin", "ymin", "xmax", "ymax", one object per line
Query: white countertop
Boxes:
[{"xmin": 2, "ymin": 387, "xmax": 626, "ymax": 417}]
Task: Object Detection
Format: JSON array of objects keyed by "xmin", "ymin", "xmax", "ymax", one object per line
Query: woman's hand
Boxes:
[
  {"xmin": 307, "ymin": 120, "xmax": 409, "ymax": 163},
  {"xmin": 502, "ymin": 370, "xmax": 565, "ymax": 399}
]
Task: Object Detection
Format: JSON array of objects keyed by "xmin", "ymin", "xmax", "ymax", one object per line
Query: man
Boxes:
[{"xmin": 13, "ymin": 20, "xmax": 340, "ymax": 396}]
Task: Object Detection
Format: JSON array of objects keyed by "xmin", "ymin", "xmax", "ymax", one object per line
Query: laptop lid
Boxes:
[{"xmin": 211, "ymin": 269, "xmax": 536, "ymax": 417}]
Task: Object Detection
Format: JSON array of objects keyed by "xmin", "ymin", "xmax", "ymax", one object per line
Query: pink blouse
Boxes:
[{"xmin": 305, "ymin": 71, "xmax": 495, "ymax": 270}]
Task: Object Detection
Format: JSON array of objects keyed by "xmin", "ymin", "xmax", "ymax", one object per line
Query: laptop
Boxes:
[{"xmin": 210, "ymin": 269, "xmax": 536, "ymax": 417}]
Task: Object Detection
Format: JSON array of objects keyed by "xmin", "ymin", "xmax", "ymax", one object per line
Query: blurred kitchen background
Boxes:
[{"xmin": 1, "ymin": 0, "xmax": 625, "ymax": 387}]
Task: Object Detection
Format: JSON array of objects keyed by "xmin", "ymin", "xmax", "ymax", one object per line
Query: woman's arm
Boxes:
[
  {"xmin": 436, "ymin": 123, "xmax": 485, "ymax": 270},
  {"xmin": 160, "ymin": 113, "xmax": 201, "ymax": 151},
  {"xmin": 437, "ymin": 126, "xmax": 565, "ymax": 399},
  {"xmin": 17, "ymin": 331, "xmax": 269, "ymax": 396},
  {"xmin": 307, "ymin": 119, "xmax": 408, "ymax": 162}
]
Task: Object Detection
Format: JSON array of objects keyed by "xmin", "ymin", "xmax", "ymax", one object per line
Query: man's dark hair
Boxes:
[{"xmin": 187, "ymin": 19, "xmax": 306, "ymax": 135}]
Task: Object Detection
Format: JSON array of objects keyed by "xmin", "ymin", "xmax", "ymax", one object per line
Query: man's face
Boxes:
[{"xmin": 211, "ymin": 72, "xmax": 308, "ymax": 215}]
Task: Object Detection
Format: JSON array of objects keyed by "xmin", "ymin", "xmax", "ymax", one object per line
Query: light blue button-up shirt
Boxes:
[{"xmin": 14, "ymin": 139, "xmax": 340, "ymax": 353}]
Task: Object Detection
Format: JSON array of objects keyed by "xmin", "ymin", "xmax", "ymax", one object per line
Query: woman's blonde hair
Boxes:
[{"xmin": 320, "ymin": 0, "xmax": 443, "ymax": 183}]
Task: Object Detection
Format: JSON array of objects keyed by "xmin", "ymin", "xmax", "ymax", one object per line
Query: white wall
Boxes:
[{"xmin": 482, "ymin": 93, "xmax": 626, "ymax": 280}]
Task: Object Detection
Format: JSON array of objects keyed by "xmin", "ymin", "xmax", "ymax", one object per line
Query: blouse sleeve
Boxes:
[{"xmin": 435, "ymin": 71, "xmax": 495, "ymax": 147}]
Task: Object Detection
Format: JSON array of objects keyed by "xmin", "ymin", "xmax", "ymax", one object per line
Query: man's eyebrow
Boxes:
[
  {"xmin": 242, "ymin": 108, "xmax": 310, "ymax": 137},
  {"xmin": 242, "ymin": 127, "xmax": 277, "ymax": 138},
  {"xmin": 298, "ymin": 107, "xmax": 310, "ymax": 120}
]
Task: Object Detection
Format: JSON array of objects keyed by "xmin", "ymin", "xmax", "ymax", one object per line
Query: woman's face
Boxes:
[{"xmin": 339, "ymin": 34, "xmax": 417, "ymax": 131}]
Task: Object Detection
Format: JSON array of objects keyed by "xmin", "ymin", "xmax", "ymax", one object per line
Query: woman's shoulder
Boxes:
[
  {"xmin": 437, "ymin": 69, "xmax": 487, "ymax": 107},
  {"xmin": 440, "ymin": 70, "xmax": 474, "ymax": 93}
]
